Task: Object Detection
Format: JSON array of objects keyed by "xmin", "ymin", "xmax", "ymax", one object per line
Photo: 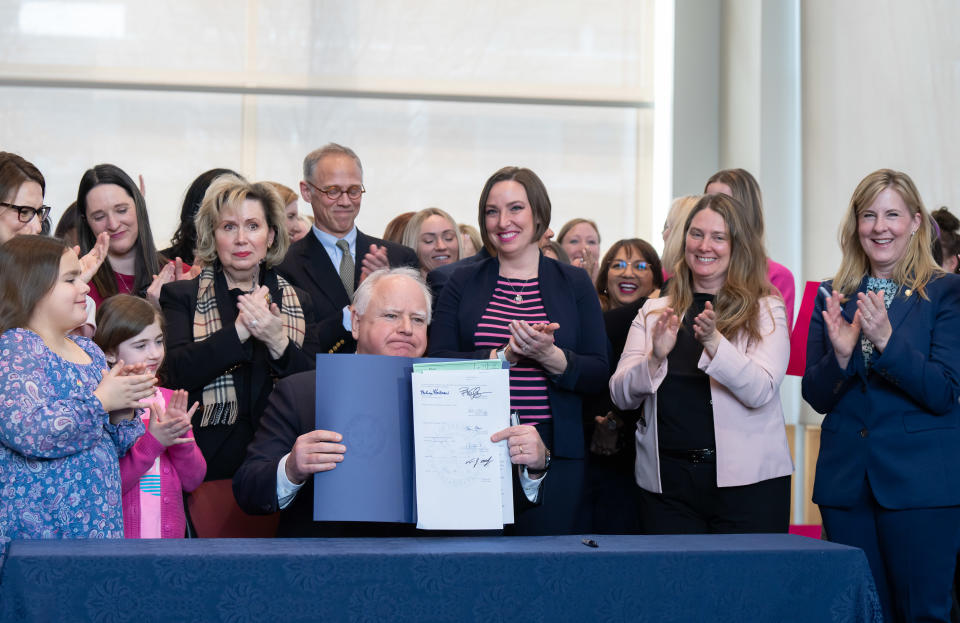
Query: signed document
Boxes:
[{"xmin": 411, "ymin": 368, "xmax": 512, "ymax": 530}]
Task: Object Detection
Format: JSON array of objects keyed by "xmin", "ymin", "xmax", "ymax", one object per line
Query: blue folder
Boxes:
[{"xmin": 312, "ymin": 354, "xmax": 431, "ymax": 523}]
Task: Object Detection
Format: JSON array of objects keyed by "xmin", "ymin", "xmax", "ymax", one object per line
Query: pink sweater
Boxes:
[
  {"xmin": 120, "ymin": 387, "xmax": 207, "ymax": 538},
  {"xmin": 767, "ymin": 258, "xmax": 795, "ymax": 331}
]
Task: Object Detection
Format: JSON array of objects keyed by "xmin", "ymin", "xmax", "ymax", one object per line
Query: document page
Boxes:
[{"xmin": 411, "ymin": 368, "xmax": 512, "ymax": 530}]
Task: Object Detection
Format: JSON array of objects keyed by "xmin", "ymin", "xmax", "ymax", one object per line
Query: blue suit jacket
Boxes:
[
  {"xmin": 427, "ymin": 255, "xmax": 609, "ymax": 459},
  {"xmin": 802, "ymin": 273, "xmax": 960, "ymax": 509}
]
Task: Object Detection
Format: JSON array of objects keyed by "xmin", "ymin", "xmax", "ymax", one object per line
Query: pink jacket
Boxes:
[
  {"xmin": 609, "ymin": 295, "xmax": 793, "ymax": 492},
  {"xmin": 120, "ymin": 387, "xmax": 207, "ymax": 538}
]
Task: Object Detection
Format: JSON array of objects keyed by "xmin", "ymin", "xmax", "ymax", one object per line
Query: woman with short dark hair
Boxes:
[{"xmin": 429, "ymin": 166, "xmax": 608, "ymax": 535}]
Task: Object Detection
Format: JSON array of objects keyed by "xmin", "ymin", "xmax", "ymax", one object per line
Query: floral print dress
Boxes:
[{"xmin": 0, "ymin": 329, "xmax": 143, "ymax": 538}]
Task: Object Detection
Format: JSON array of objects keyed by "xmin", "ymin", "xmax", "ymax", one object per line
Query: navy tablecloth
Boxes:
[{"xmin": 0, "ymin": 534, "xmax": 880, "ymax": 623}]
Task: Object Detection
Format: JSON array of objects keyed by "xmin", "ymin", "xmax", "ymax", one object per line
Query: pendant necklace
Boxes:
[{"xmin": 504, "ymin": 278, "xmax": 526, "ymax": 304}]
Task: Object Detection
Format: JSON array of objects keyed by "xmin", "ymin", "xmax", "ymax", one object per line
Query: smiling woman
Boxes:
[
  {"xmin": 76, "ymin": 164, "xmax": 171, "ymax": 306},
  {"xmin": 401, "ymin": 207, "xmax": 462, "ymax": 276},
  {"xmin": 802, "ymin": 169, "xmax": 960, "ymax": 622},
  {"xmin": 596, "ymin": 238, "xmax": 663, "ymax": 312},
  {"xmin": 610, "ymin": 193, "xmax": 792, "ymax": 536},
  {"xmin": 0, "ymin": 152, "xmax": 48, "ymax": 244},
  {"xmin": 429, "ymin": 166, "xmax": 609, "ymax": 535}
]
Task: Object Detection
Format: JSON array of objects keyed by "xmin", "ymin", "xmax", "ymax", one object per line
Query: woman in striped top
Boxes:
[{"xmin": 429, "ymin": 166, "xmax": 609, "ymax": 535}]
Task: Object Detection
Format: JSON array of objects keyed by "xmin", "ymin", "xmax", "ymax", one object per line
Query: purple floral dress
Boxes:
[{"xmin": 0, "ymin": 329, "xmax": 143, "ymax": 538}]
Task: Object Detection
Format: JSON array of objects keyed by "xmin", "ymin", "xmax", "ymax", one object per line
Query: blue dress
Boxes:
[{"xmin": 0, "ymin": 329, "xmax": 143, "ymax": 538}]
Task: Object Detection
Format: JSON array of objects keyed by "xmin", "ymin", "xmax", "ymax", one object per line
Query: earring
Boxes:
[{"xmin": 911, "ymin": 230, "xmax": 917, "ymax": 237}]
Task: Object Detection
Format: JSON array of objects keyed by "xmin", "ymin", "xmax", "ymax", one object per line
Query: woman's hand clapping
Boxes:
[
  {"xmin": 822, "ymin": 290, "xmax": 861, "ymax": 369},
  {"xmin": 237, "ymin": 286, "xmax": 289, "ymax": 359}
]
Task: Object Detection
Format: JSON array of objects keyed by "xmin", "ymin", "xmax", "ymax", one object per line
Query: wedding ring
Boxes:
[{"xmin": 251, "ymin": 319, "xmax": 259, "ymax": 327}]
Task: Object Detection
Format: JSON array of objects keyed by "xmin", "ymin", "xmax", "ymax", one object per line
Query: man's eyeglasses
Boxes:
[
  {"xmin": 1, "ymin": 202, "xmax": 51, "ymax": 223},
  {"xmin": 304, "ymin": 180, "xmax": 365, "ymax": 201},
  {"xmin": 609, "ymin": 260, "xmax": 650, "ymax": 273}
]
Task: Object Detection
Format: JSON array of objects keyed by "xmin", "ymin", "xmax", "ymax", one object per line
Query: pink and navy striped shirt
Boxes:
[{"xmin": 473, "ymin": 277, "xmax": 553, "ymax": 425}]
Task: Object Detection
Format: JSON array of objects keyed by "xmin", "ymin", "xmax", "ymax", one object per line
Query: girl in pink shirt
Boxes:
[{"xmin": 94, "ymin": 295, "xmax": 206, "ymax": 538}]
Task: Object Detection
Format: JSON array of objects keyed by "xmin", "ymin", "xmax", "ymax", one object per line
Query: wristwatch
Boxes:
[{"xmin": 528, "ymin": 448, "xmax": 551, "ymax": 476}]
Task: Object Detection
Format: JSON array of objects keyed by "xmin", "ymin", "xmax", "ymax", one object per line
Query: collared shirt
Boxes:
[{"xmin": 312, "ymin": 224, "xmax": 358, "ymax": 269}]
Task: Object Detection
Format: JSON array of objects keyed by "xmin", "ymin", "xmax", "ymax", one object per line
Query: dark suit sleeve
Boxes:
[
  {"xmin": 427, "ymin": 266, "xmax": 490, "ymax": 359},
  {"xmin": 870, "ymin": 276, "xmax": 960, "ymax": 414},
  {"xmin": 801, "ymin": 282, "xmax": 859, "ymax": 414},
  {"xmin": 159, "ymin": 281, "xmax": 249, "ymax": 392},
  {"xmin": 232, "ymin": 376, "xmax": 303, "ymax": 515},
  {"xmin": 385, "ymin": 241, "xmax": 420, "ymax": 270},
  {"xmin": 549, "ymin": 268, "xmax": 609, "ymax": 394}
]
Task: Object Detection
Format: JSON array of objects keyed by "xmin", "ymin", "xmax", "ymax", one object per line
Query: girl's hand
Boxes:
[
  {"xmin": 76, "ymin": 232, "xmax": 110, "ymax": 284},
  {"xmin": 857, "ymin": 291, "xmax": 892, "ymax": 353},
  {"xmin": 94, "ymin": 360, "xmax": 157, "ymax": 413},
  {"xmin": 650, "ymin": 307, "xmax": 680, "ymax": 363},
  {"xmin": 147, "ymin": 390, "xmax": 197, "ymax": 447},
  {"xmin": 693, "ymin": 301, "xmax": 721, "ymax": 356},
  {"xmin": 238, "ymin": 287, "xmax": 289, "ymax": 358},
  {"xmin": 822, "ymin": 291, "xmax": 861, "ymax": 369}
]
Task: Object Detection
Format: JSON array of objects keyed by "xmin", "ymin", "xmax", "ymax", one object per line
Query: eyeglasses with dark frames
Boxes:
[
  {"xmin": 304, "ymin": 180, "xmax": 365, "ymax": 201},
  {"xmin": 609, "ymin": 260, "xmax": 650, "ymax": 273},
  {"xmin": 0, "ymin": 202, "xmax": 51, "ymax": 224}
]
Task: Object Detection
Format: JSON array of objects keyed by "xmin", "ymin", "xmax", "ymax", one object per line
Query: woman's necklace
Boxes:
[{"xmin": 503, "ymin": 277, "xmax": 527, "ymax": 304}]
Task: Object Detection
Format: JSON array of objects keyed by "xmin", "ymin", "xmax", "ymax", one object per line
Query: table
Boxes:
[{"xmin": 0, "ymin": 534, "xmax": 880, "ymax": 622}]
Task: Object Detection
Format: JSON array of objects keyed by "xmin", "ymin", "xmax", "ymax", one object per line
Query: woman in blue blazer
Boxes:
[
  {"xmin": 429, "ymin": 166, "xmax": 609, "ymax": 535},
  {"xmin": 803, "ymin": 169, "xmax": 960, "ymax": 623}
]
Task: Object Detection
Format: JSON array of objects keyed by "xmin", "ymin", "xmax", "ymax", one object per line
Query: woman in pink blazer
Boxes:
[{"xmin": 610, "ymin": 193, "xmax": 793, "ymax": 533}]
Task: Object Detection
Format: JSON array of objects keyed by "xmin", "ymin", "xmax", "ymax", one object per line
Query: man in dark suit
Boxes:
[
  {"xmin": 233, "ymin": 268, "xmax": 549, "ymax": 537},
  {"xmin": 277, "ymin": 143, "xmax": 419, "ymax": 354}
]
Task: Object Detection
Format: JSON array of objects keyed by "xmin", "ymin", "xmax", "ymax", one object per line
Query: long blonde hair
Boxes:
[
  {"xmin": 666, "ymin": 194, "xmax": 774, "ymax": 345},
  {"xmin": 832, "ymin": 169, "xmax": 941, "ymax": 299}
]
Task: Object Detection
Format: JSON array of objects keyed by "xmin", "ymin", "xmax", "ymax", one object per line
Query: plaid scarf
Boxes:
[{"xmin": 193, "ymin": 266, "xmax": 306, "ymax": 427}]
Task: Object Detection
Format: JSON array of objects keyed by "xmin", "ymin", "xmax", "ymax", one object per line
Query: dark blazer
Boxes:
[
  {"xmin": 277, "ymin": 230, "xmax": 419, "ymax": 354},
  {"xmin": 233, "ymin": 370, "xmax": 536, "ymax": 537},
  {"xmin": 159, "ymin": 268, "xmax": 320, "ymax": 480},
  {"xmin": 427, "ymin": 255, "xmax": 609, "ymax": 459},
  {"xmin": 426, "ymin": 247, "xmax": 491, "ymax": 304},
  {"xmin": 802, "ymin": 273, "xmax": 960, "ymax": 509}
]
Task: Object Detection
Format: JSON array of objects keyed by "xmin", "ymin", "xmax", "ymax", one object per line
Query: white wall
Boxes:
[{"xmin": 0, "ymin": 0, "xmax": 658, "ymax": 251}]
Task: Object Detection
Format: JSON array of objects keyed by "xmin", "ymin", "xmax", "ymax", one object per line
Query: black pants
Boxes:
[{"xmin": 637, "ymin": 453, "xmax": 790, "ymax": 534}]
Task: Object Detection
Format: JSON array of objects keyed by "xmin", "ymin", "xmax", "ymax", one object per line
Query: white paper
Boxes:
[{"xmin": 411, "ymin": 369, "xmax": 513, "ymax": 530}]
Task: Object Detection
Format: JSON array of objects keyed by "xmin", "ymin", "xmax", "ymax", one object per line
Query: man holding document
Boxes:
[{"xmin": 233, "ymin": 268, "xmax": 549, "ymax": 537}]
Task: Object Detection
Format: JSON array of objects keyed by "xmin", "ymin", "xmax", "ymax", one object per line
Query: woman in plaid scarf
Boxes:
[{"xmin": 159, "ymin": 175, "xmax": 320, "ymax": 481}]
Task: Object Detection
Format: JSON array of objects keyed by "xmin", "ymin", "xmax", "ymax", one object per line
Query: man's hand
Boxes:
[
  {"xmin": 359, "ymin": 244, "xmax": 390, "ymax": 283},
  {"xmin": 285, "ymin": 430, "xmax": 346, "ymax": 484},
  {"xmin": 491, "ymin": 424, "xmax": 547, "ymax": 471}
]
